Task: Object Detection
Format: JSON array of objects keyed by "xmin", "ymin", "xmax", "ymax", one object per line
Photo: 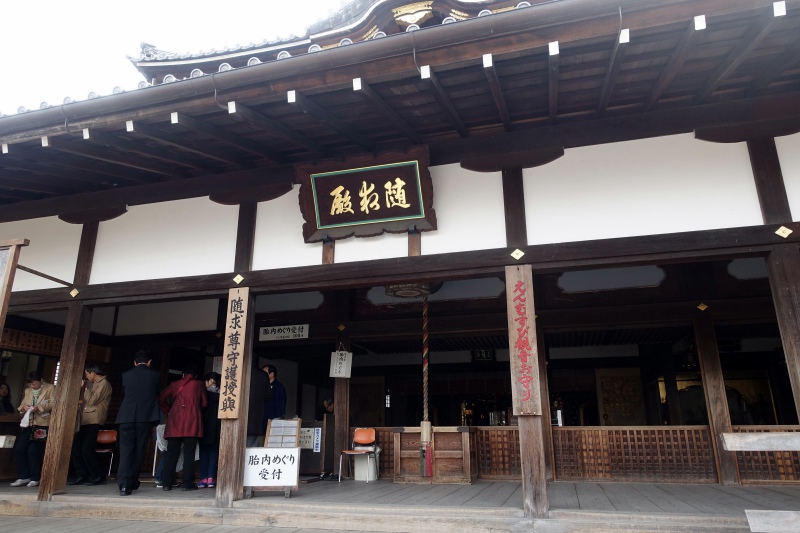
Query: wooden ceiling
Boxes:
[{"xmin": 1, "ymin": 0, "xmax": 799, "ymax": 218}]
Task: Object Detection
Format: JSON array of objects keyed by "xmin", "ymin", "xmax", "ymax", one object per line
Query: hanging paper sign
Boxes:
[
  {"xmin": 299, "ymin": 427, "xmax": 322, "ymax": 452},
  {"xmin": 329, "ymin": 350, "xmax": 353, "ymax": 378},
  {"xmin": 243, "ymin": 447, "xmax": 300, "ymax": 487}
]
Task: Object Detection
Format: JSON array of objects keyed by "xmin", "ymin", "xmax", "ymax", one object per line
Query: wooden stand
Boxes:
[
  {"xmin": 393, "ymin": 426, "xmax": 477, "ymax": 484},
  {"xmin": 245, "ymin": 418, "xmax": 302, "ymax": 498},
  {"xmin": 300, "ymin": 415, "xmax": 334, "ymax": 476}
]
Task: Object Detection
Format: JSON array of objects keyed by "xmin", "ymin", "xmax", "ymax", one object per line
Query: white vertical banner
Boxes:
[{"xmin": 329, "ymin": 350, "xmax": 353, "ymax": 378}]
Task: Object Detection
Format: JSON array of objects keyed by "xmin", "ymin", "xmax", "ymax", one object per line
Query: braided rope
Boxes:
[{"xmin": 422, "ymin": 294, "xmax": 429, "ymax": 422}]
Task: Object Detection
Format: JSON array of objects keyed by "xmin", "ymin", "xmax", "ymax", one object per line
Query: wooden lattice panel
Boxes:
[
  {"xmin": 476, "ymin": 427, "xmax": 521, "ymax": 479},
  {"xmin": 1, "ymin": 328, "xmax": 62, "ymax": 356},
  {"xmin": 734, "ymin": 426, "xmax": 800, "ymax": 483},
  {"xmin": 552, "ymin": 426, "xmax": 717, "ymax": 482}
]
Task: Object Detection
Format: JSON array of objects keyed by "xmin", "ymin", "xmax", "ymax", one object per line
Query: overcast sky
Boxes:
[{"xmin": 0, "ymin": 0, "xmax": 351, "ymax": 115}]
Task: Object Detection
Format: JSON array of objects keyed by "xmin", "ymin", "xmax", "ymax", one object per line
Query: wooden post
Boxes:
[
  {"xmin": 766, "ymin": 243, "xmax": 800, "ymax": 420},
  {"xmin": 693, "ymin": 313, "xmax": 738, "ymax": 485},
  {"xmin": 505, "ymin": 265, "xmax": 547, "ymax": 517},
  {"xmin": 333, "ymin": 335, "xmax": 350, "ymax": 477},
  {"xmin": 536, "ymin": 325, "xmax": 554, "ymax": 481},
  {"xmin": 0, "ymin": 239, "xmax": 29, "ymax": 332},
  {"xmin": 38, "ymin": 302, "xmax": 92, "ymax": 500},
  {"xmin": 215, "ymin": 287, "xmax": 254, "ymax": 507},
  {"xmin": 747, "ymin": 137, "xmax": 791, "ymax": 224},
  {"xmin": 502, "ymin": 168, "xmax": 528, "ymax": 248}
]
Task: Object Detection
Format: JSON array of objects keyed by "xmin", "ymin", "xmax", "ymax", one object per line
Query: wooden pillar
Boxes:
[
  {"xmin": 333, "ymin": 339, "xmax": 350, "ymax": 477},
  {"xmin": 747, "ymin": 137, "xmax": 792, "ymax": 224},
  {"xmin": 0, "ymin": 239, "xmax": 28, "ymax": 331},
  {"xmin": 38, "ymin": 302, "xmax": 92, "ymax": 500},
  {"xmin": 505, "ymin": 265, "xmax": 547, "ymax": 518},
  {"xmin": 502, "ymin": 168, "xmax": 528, "ymax": 248},
  {"xmin": 766, "ymin": 243, "xmax": 800, "ymax": 420},
  {"xmin": 234, "ymin": 202, "xmax": 257, "ymax": 272},
  {"xmin": 215, "ymin": 287, "xmax": 255, "ymax": 507},
  {"xmin": 693, "ymin": 313, "xmax": 738, "ymax": 485}
]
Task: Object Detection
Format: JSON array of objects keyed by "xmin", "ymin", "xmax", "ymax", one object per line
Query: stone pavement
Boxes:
[{"xmin": 0, "ymin": 516, "xmax": 387, "ymax": 533}]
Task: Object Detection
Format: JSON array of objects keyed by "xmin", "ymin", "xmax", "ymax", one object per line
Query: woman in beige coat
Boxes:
[{"xmin": 11, "ymin": 371, "xmax": 56, "ymax": 488}]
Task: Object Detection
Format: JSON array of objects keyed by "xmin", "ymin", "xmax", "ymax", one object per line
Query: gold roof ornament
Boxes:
[
  {"xmin": 393, "ymin": 2, "xmax": 434, "ymax": 26},
  {"xmin": 775, "ymin": 226, "xmax": 793, "ymax": 238}
]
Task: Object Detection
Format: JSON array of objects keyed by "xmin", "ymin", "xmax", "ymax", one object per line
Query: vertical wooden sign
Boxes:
[
  {"xmin": 0, "ymin": 239, "xmax": 29, "ymax": 333},
  {"xmin": 218, "ymin": 287, "xmax": 250, "ymax": 419},
  {"xmin": 505, "ymin": 265, "xmax": 542, "ymax": 415}
]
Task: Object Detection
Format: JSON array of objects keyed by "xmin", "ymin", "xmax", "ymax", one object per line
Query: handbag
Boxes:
[{"xmin": 30, "ymin": 425, "xmax": 48, "ymax": 442}]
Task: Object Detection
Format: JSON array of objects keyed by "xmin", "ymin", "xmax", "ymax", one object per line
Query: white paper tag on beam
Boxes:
[{"xmin": 329, "ymin": 350, "xmax": 353, "ymax": 378}]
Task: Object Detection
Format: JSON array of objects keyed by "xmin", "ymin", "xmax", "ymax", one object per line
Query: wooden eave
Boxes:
[{"xmin": 1, "ymin": 0, "xmax": 799, "ymax": 219}]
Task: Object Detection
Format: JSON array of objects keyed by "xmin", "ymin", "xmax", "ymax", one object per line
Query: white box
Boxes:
[
  {"xmin": 353, "ymin": 451, "xmax": 379, "ymax": 482},
  {"xmin": 0, "ymin": 435, "xmax": 16, "ymax": 448}
]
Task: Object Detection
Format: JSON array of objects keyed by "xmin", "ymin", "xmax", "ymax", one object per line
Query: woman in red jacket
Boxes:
[{"xmin": 158, "ymin": 365, "xmax": 207, "ymax": 491}]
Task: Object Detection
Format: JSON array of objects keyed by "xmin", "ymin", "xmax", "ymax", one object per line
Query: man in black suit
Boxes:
[
  {"xmin": 246, "ymin": 361, "xmax": 271, "ymax": 446},
  {"xmin": 115, "ymin": 349, "xmax": 160, "ymax": 496}
]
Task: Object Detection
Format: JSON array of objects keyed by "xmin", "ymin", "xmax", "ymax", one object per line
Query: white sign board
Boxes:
[
  {"xmin": 243, "ymin": 447, "xmax": 300, "ymax": 487},
  {"xmin": 299, "ymin": 427, "xmax": 322, "ymax": 452},
  {"xmin": 329, "ymin": 350, "xmax": 353, "ymax": 378},
  {"xmin": 259, "ymin": 324, "xmax": 310, "ymax": 341}
]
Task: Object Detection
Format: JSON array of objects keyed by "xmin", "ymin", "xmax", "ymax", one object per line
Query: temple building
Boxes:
[{"xmin": 1, "ymin": 0, "xmax": 799, "ymax": 529}]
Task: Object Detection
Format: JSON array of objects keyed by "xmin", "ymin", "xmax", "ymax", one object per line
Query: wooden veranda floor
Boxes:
[{"xmin": 1, "ymin": 479, "xmax": 799, "ymax": 532}]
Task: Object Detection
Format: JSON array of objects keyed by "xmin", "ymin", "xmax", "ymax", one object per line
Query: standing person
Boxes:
[
  {"xmin": 69, "ymin": 364, "xmax": 112, "ymax": 485},
  {"xmin": 247, "ymin": 361, "xmax": 271, "ymax": 446},
  {"xmin": 115, "ymin": 350, "xmax": 161, "ymax": 496},
  {"xmin": 262, "ymin": 364, "xmax": 286, "ymax": 433},
  {"xmin": 0, "ymin": 383, "xmax": 15, "ymax": 413},
  {"xmin": 11, "ymin": 372, "xmax": 55, "ymax": 488},
  {"xmin": 317, "ymin": 396, "xmax": 334, "ymax": 421},
  {"xmin": 197, "ymin": 372, "xmax": 221, "ymax": 488},
  {"xmin": 159, "ymin": 365, "xmax": 207, "ymax": 491}
]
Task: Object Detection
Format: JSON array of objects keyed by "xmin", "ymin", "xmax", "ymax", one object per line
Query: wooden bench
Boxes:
[{"xmin": 721, "ymin": 432, "xmax": 800, "ymax": 533}]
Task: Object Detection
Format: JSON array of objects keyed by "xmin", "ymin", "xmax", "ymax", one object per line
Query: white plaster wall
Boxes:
[
  {"xmin": 523, "ymin": 134, "xmax": 763, "ymax": 245},
  {"xmin": 775, "ymin": 133, "xmax": 800, "ymax": 222},
  {"xmin": 252, "ymin": 187, "xmax": 321, "ymax": 271},
  {"xmin": 334, "ymin": 232, "xmax": 408, "ymax": 263},
  {"xmin": 90, "ymin": 197, "xmax": 238, "ymax": 284},
  {"xmin": 423, "ymin": 164, "xmax": 506, "ymax": 255},
  {"xmin": 0, "ymin": 217, "xmax": 82, "ymax": 291},
  {"xmin": 115, "ymin": 299, "xmax": 219, "ymax": 336}
]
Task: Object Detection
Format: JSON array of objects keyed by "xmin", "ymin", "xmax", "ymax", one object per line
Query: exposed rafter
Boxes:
[
  {"xmin": 82, "ymin": 128, "xmax": 219, "ymax": 173},
  {"xmin": 482, "ymin": 54, "xmax": 512, "ymax": 131},
  {"xmin": 126, "ymin": 121, "xmax": 249, "ymax": 169},
  {"xmin": 288, "ymin": 90, "xmax": 375, "ymax": 151},
  {"xmin": 645, "ymin": 21, "xmax": 700, "ymax": 111},
  {"xmin": 171, "ymin": 112, "xmax": 287, "ymax": 164},
  {"xmin": 227, "ymin": 101, "xmax": 330, "ymax": 156},
  {"xmin": 41, "ymin": 136, "xmax": 176, "ymax": 180},
  {"xmin": 548, "ymin": 42, "xmax": 560, "ymax": 123},
  {"xmin": 596, "ymin": 30, "xmax": 629, "ymax": 117},
  {"xmin": 420, "ymin": 66, "xmax": 468, "ymax": 138},
  {"xmin": 694, "ymin": 8, "xmax": 780, "ymax": 104},
  {"xmin": 352, "ymin": 79, "xmax": 423, "ymax": 144},
  {"xmin": 745, "ymin": 40, "xmax": 800, "ymax": 97}
]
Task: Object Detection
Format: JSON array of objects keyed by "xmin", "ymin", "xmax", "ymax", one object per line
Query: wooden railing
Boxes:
[
  {"xmin": 476, "ymin": 427, "xmax": 521, "ymax": 479},
  {"xmin": 552, "ymin": 426, "xmax": 717, "ymax": 482},
  {"xmin": 733, "ymin": 425, "xmax": 800, "ymax": 483}
]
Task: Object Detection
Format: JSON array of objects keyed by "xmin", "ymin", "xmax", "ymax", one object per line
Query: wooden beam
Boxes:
[
  {"xmin": 215, "ymin": 288, "xmax": 254, "ymax": 507},
  {"xmin": 352, "ymin": 79, "xmax": 423, "ymax": 144},
  {"xmin": 170, "ymin": 112, "xmax": 286, "ymax": 164},
  {"xmin": 502, "ymin": 168, "xmax": 527, "ymax": 248},
  {"xmin": 0, "ymin": 173, "xmax": 70, "ymax": 196},
  {"xmin": 228, "ymin": 101, "xmax": 330, "ymax": 156},
  {"xmin": 461, "ymin": 146, "xmax": 563, "ymax": 172},
  {"xmin": 288, "ymin": 91, "xmax": 375, "ymax": 151},
  {"xmin": 234, "ymin": 202, "xmax": 257, "ymax": 273},
  {"xmin": 536, "ymin": 326, "xmax": 554, "ymax": 481},
  {"xmin": 766, "ymin": 243, "xmax": 800, "ymax": 420},
  {"xmin": 695, "ymin": 8, "xmax": 778, "ymax": 104},
  {"xmin": 41, "ymin": 135, "xmax": 174, "ymax": 180},
  {"xmin": 482, "ymin": 54, "xmax": 511, "ymax": 130},
  {"xmin": 695, "ymin": 116, "xmax": 800, "ymax": 144},
  {"xmin": 0, "ymin": 165, "xmax": 294, "ymax": 223},
  {"xmin": 58, "ymin": 206, "xmax": 127, "ymax": 225},
  {"xmin": 420, "ymin": 66, "xmax": 468, "ymax": 138},
  {"xmin": 747, "ymin": 137, "xmax": 792, "ymax": 224},
  {"xmin": 745, "ymin": 40, "xmax": 800, "ymax": 97},
  {"xmin": 38, "ymin": 302, "xmax": 91, "ymax": 501},
  {"xmin": 596, "ymin": 31, "xmax": 629, "ymax": 117},
  {"xmin": 127, "ymin": 120, "xmax": 248, "ymax": 169},
  {"xmin": 7, "ymin": 222, "xmax": 799, "ymax": 311},
  {"xmin": 322, "ymin": 239, "xmax": 335, "ymax": 265},
  {"xmin": 2, "ymin": 151, "xmax": 125, "ymax": 188},
  {"xmin": 693, "ymin": 313, "xmax": 738, "ymax": 485},
  {"xmin": 548, "ymin": 44, "xmax": 559, "ymax": 123},
  {"xmin": 0, "ymin": 240, "xmax": 28, "ymax": 332},
  {"xmin": 645, "ymin": 21, "xmax": 698, "ymax": 111},
  {"xmin": 83, "ymin": 128, "xmax": 219, "ymax": 173}
]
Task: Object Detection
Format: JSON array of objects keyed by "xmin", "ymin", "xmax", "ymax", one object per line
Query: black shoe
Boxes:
[
  {"xmin": 132, "ymin": 480, "xmax": 141, "ymax": 491},
  {"xmin": 181, "ymin": 485, "xmax": 198, "ymax": 491},
  {"xmin": 119, "ymin": 486, "xmax": 131, "ymax": 496},
  {"xmin": 84, "ymin": 477, "xmax": 106, "ymax": 486},
  {"xmin": 68, "ymin": 477, "xmax": 88, "ymax": 485},
  {"xmin": 162, "ymin": 486, "xmax": 172, "ymax": 491}
]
